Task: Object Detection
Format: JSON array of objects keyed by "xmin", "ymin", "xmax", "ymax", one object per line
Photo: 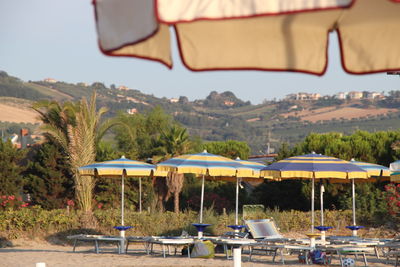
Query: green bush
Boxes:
[{"xmin": 0, "ymin": 207, "xmax": 390, "ymax": 240}]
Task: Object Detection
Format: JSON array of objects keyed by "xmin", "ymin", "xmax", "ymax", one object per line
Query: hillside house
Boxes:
[
  {"xmin": 224, "ymin": 100, "xmax": 235, "ymax": 106},
  {"xmin": 335, "ymin": 92, "xmax": 347, "ymax": 99},
  {"xmin": 169, "ymin": 98, "xmax": 179, "ymax": 103},
  {"xmin": 348, "ymin": 91, "xmax": 363, "ymax": 99},
  {"xmin": 366, "ymin": 92, "xmax": 385, "ymax": 99},
  {"xmin": 127, "ymin": 108, "xmax": 137, "ymax": 114},
  {"xmin": 77, "ymin": 82, "xmax": 89, "ymax": 87},
  {"xmin": 118, "ymin": 85, "xmax": 129, "ymax": 90},
  {"xmin": 2, "ymin": 129, "xmax": 34, "ymax": 149},
  {"xmin": 285, "ymin": 92, "xmax": 321, "ymax": 101},
  {"xmin": 43, "ymin": 78, "xmax": 57, "ymax": 83}
]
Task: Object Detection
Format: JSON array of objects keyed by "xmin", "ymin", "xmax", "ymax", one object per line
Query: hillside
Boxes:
[{"xmin": 1, "ymin": 70, "xmax": 400, "ymax": 153}]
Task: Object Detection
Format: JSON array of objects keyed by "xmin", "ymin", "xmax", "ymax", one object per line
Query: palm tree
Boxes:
[
  {"xmin": 159, "ymin": 125, "xmax": 191, "ymax": 213},
  {"xmin": 33, "ymin": 92, "xmax": 117, "ymax": 226}
]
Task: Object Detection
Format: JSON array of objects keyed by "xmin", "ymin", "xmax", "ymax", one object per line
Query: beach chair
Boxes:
[
  {"xmin": 245, "ymin": 219, "xmax": 287, "ymax": 241},
  {"xmin": 244, "ymin": 219, "xmax": 300, "ymax": 263}
]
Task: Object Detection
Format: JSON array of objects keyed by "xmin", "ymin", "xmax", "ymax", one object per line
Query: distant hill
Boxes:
[{"xmin": 1, "ymin": 70, "xmax": 400, "ymax": 154}]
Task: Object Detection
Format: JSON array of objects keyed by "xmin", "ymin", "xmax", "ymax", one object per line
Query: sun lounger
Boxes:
[
  {"xmin": 245, "ymin": 219, "xmax": 288, "ymax": 241},
  {"xmin": 125, "ymin": 236, "xmax": 152, "ymax": 253},
  {"xmin": 244, "ymin": 219, "xmax": 308, "ymax": 263},
  {"xmin": 376, "ymin": 239, "xmax": 400, "ymax": 265},
  {"xmin": 67, "ymin": 234, "xmax": 125, "ymax": 254},
  {"xmin": 147, "ymin": 236, "xmax": 195, "ymax": 258},
  {"xmin": 317, "ymin": 244, "xmax": 375, "ymax": 267}
]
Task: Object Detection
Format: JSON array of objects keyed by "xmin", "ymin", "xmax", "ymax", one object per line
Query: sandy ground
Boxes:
[{"xmin": 0, "ymin": 239, "xmax": 396, "ymax": 267}]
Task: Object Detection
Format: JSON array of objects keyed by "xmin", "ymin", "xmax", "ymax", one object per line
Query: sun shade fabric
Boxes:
[
  {"xmin": 94, "ymin": 0, "xmax": 400, "ymax": 75},
  {"xmin": 156, "ymin": 0, "xmax": 354, "ymax": 22},
  {"xmin": 260, "ymin": 153, "xmax": 368, "ymax": 179},
  {"xmin": 78, "ymin": 157, "xmax": 156, "ymax": 177},
  {"xmin": 390, "ymin": 160, "xmax": 400, "ymax": 182},
  {"xmin": 235, "ymin": 158, "xmax": 265, "ymax": 178},
  {"xmin": 348, "ymin": 160, "xmax": 390, "ymax": 177},
  {"xmin": 156, "ymin": 151, "xmax": 254, "ymax": 177}
]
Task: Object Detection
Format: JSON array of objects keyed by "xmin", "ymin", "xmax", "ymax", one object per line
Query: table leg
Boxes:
[
  {"xmin": 125, "ymin": 240, "xmax": 130, "ymax": 253},
  {"xmin": 162, "ymin": 244, "xmax": 166, "ymax": 258},
  {"xmin": 73, "ymin": 239, "xmax": 77, "ymax": 252},
  {"xmin": 339, "ymin": 252, "xmax": 344, "ymax": 267},
  {"xmin": 362, "ymin": 253, "xmax": 368, "ymax": 266},
  {"xmin": 95, "ymin": 240, "xmax": 99, "ymax": 254},
  {"xmin": 374, "ymin": 246, "xmax": 380, "ymax": 259},
  {"xmin": 224, "ymin": 244, "xmax": 229, "ymax": 259}
]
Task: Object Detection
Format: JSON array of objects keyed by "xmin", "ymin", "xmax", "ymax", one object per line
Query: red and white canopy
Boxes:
[{"xmin": 94, "ymin": 0, "xmax": 400, "ymax": 75}]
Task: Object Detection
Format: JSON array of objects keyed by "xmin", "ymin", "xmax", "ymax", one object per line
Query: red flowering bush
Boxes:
[
  {"xmin": 0, "ymin": 195, "xmax": 29, "ymax": 210},
  {"xmin": 384, "ymin": 183, "xmax": 400, "ymax": 220},
  {"xmin": 66, "ymin": 199, "xmax": 75, "ymax": 207}
]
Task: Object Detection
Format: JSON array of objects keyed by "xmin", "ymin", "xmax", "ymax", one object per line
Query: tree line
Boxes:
[{"xmin": 0, "ymin": 92, "xmax": 399, "ymax": 226}]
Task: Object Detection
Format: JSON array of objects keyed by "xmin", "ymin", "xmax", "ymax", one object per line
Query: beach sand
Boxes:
[{"xmin": 0, "ymin": 239, "xmax": 395, "ymax": 267}]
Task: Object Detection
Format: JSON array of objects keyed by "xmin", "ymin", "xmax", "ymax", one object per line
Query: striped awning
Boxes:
[
  {"xmin": 349, "ymin": 159, "xmax": 390, "ymax": 178},
  {"xmin": 93, "ymin": 0, "xmax": 400, "ymax": 75},
  {"xmin": 235, "ymin": 158, "xmax": 265, "ymax": 179},
  {"xmin": 260, "ymin": 153, "xmax": 368, "ymax": 180},
  {"xmin": 78, "ymin": 156, "xmax": 165, "ymax": 177},
  {"xmin": 157, "ymin": 150, "xmax": 247, "ymax": 177},
  {"xmin": 390, "ymin": 160, "xmax": 400, "ymax": 182}
]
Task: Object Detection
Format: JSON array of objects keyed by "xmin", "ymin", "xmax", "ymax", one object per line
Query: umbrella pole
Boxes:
[
  {"xmin": 121, "ymin": 173, "xmax": 125, "ymax": 227},
  {"xmin": 200, "ymin": 175, "xmax": 205, "ymax": 224},
  {"xmin": 139, "ymin": 177, "xmax": 142, "ymax": 213},
  {"xmin": 320, "ymin": 183, "xmax": 324, "ymax": 226},
  {"xmin": 352, "ymin": 179, "xmax": 356, "ymax": 226},
  {"xmin": 311, "ymin": 177, "xmax": 315, "ymax": 233},
  {"xmin": 235, "ymin": 177, "xmax": 239, "ymax": 225}
]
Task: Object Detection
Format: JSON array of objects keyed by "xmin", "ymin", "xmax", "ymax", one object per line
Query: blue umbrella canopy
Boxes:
[
  {"xmin": 390, "ymin": 160, "xmax": 400, "ymax": 183},
  {"xmin": 157, "ymin": 150, "xmax": 250, "ymax": 177},
  {"xmin": 349, "ymin": 159, "xmax": 390, "ymax": 179},
  {"xmin": 79, "ymin": 156, "xmax": 164, "ymax": 228},
  {"xmin": 260, "ymin": 152, "xmax": 368, "ymax": 233},
  {"xmin": 79, "ymin": 156, "xmax": 156, "ymax": 177},
  {"xmin": 260, "ymin": 153, "xmax": 368, "ymax": 180},
  {"xmin": 157, "ymin": 150, "xmax": 265, "ymax": 224}
]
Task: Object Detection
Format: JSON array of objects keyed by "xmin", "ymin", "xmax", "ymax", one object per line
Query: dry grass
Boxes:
[
  {"xmin": 282, "ymin": 107, "xmax": 397, "ymax": 122},
  {"xmin": 0, "ymin": 102, "xmax": 39, "ymax": 124}
]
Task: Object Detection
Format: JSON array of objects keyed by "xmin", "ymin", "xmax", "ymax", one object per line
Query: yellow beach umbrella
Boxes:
[
  {"xmin": 260, "ymin": 152, "xmax": 368, "ymax": 233},
  {"xmin": 79, "ymin": 156, "xmax": 165, "ymax": 229}
]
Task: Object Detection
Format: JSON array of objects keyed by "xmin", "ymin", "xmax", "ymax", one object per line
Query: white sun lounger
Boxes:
[
  {"xmin": 67, "ymin": 234, "xmax": 125, "ymax": 254},
  {"xmin": 147, "ymin": 236, "xmax": 195, "ymax": 258}
]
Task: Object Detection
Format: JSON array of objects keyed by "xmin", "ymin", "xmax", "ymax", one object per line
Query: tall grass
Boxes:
[{"xmin": 0, "ymin": 206, "xmax": 390, "ymax": 240}]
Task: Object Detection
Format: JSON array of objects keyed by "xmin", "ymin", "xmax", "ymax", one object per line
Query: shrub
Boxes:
[{"xmin": 384, "ymin": 183, "xmax": 400, "ymax": 222}]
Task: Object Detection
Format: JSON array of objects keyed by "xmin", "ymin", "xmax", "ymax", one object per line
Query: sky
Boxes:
[{"xmin": 0, "ymin": 0, "xmax": 399, "ymax": 105}]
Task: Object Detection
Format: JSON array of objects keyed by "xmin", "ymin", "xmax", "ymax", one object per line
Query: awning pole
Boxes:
[
  {"xmin": 121, "ymin": 173, "xmax": 125, "ymax": 226},
  {"xmin": 352, "ymin": 179, "xmax": 356, "ymax": 226},
  {"xmin": 235, "ymin": 177, "xmax": 239, "ymax": 225},
  {"xmin": 200, "ymin": 175, "xmax": 205, "ymax": 223},
  {"xmin": 311, "ymin": 176, "xmax": 315, "ymax": 233},
  {"xmin": 139, "ymin": 177, "xmax": 142, "ymax": 213}
]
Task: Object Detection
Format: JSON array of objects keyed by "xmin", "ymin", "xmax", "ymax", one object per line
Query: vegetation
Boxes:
[
  {"xmin": 0, "ymin": 71, "xmax": 399, "ymax": 239},
  {"xmin": 32, "ymin": 92, "xmax": 119, "ymax": 226},
  {"xmin": 0, "ymin": 207, "xmax": 367, "ymax": 240}
]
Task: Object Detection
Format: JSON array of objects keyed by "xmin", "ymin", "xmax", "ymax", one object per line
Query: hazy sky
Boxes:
[{"xmin": 1, "ymin": 0, "xmax": 399, "ymax": 104}]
